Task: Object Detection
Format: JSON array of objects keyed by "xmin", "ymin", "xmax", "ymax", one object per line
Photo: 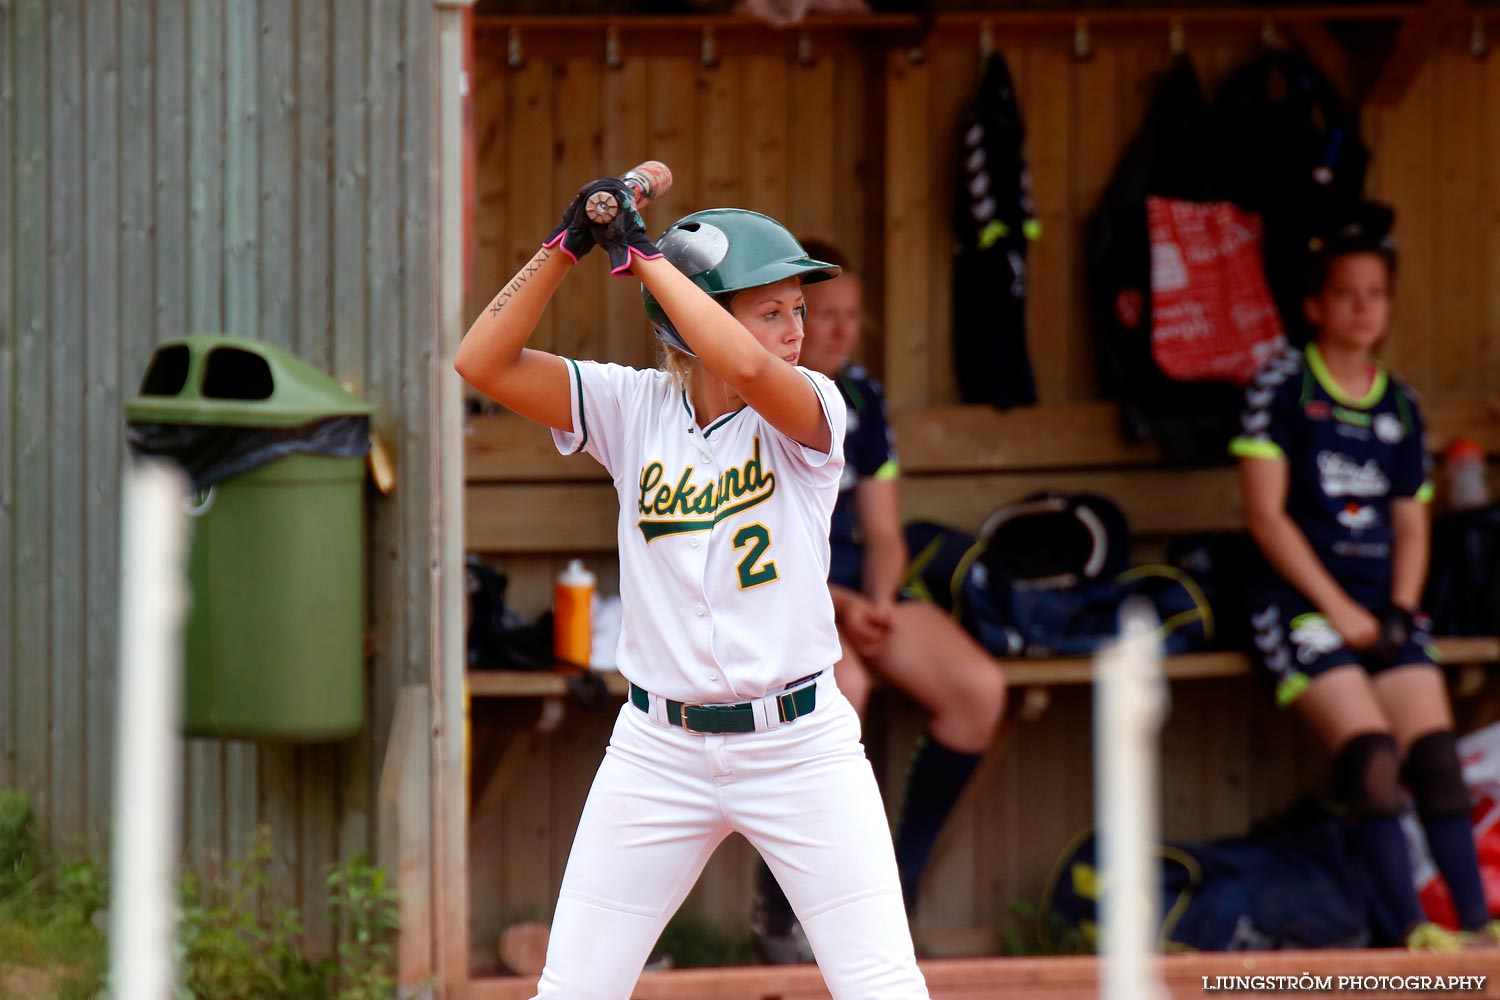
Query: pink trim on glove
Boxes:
[
  {"xmin": 610, "ymin": 246, "xmax": 664, "ymax": 276},
  {"xmin": 542, "ymin": 232, "xmax": 580, "ymax": 264}
]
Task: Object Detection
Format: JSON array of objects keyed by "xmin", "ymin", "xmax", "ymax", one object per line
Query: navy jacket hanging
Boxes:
[
  {"xmin": 952, "ymin": 53, "xmax": 1039, "ymax": 409},
  {"xmin": 1209, "ymin": 48, "xmax": 1369, "ymax": 346}
]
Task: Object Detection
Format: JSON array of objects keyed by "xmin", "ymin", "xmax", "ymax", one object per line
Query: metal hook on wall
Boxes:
[
  {"xmin": 1260, "ymin": 20, "xmax": 1285, "ymax": 50},
  {"xmin": 1471, "ymin": 16, "xmax": 1488, "ymax": 59},
  {"xmin": 1169, "ymin": 18, "xmax": 1186, "ymax": 57},
  {"xmin": 979, "ymin": 19, "xmax": 994, "ymax": 61},
  {"xmin": 1073, "ymin": 18, "xmax": 1092, "ymax": 61},
  {"xmin": 797, "ymin": 28, "xmax": 814, "ymax": 66},
  {"xmin": 604, "ymin": 26, "xmax": 623, "ymax": 70},
  {"xmin": 507, "ymin": 27, "xmax": 525, "ymax": 70},
  {"xmin": 701, "ymin": 26, "xmax": 719, "ymax": 68}
]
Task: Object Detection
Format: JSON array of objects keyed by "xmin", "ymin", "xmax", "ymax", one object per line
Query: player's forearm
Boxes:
[
  {"xmin": 1389, "ymin": 511, "xmax": 1429, "ymax": 610},
  {"xmin": 828, "ymin": 582, "xmax": 861, "ymax": 620},
  {"xmin": 633, "ymin": 256, "xmax": 765, "ymax": 383},
  {"xmin": 861, "ymin": 530, "xmax": 908, "ymax": 604},
  {"xmin": 1248, "ymin": 511, "xmax": 1355, "ymax": 614},
  {"xmin": 455, "ymin": 248, "xmax": 571, "ymax": 382}
]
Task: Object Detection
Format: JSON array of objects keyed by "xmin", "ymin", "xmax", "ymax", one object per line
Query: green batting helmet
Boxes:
[{"xmin": 642, "ymin": 208, "xmax": 840, "ymax": 357}]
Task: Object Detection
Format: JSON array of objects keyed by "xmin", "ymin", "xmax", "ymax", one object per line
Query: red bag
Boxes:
[
  {"xmin": 1147, "ymin": 197, "xmax": 1286, "ymax": 386},
  {"xmin": 1404, "ymin": 720, "xmax": 1500, "ymax": 928}
]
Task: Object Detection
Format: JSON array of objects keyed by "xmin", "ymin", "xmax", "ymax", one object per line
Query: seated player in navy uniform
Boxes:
[
  {"xmin": 1234, "ymin": 206, "xmax": 1498, "ymax": 949},
  {"xmin": 752, "ymin": 240, "xmax": 1008, "ymax": 962}
]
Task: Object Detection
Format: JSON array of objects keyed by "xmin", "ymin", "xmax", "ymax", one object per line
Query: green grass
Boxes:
[
  {"xmin": 0, "ymin": 792, "xmax": 398, "ymax": 1000},
  {"xmin": 0, "ymin": 896, "xmax": 107, "ymax": 1000},
  {"xmin": 0, "ymin": 790, "xmax": 107, "ymax": 999}
]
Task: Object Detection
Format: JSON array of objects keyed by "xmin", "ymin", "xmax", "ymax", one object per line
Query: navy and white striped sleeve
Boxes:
[{"xmin": 1230, "ymin": 351, "xmax": 1302, "ymax": 460}]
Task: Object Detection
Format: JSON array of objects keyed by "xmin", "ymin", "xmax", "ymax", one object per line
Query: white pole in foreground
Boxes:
[
  {"xmin": 1094, "ymin": 598, "xmax": 1170, "ymax": 1000},
  {"xmin": 109, "ymin": 460, "xmax": 192, "ymax": 1000}
]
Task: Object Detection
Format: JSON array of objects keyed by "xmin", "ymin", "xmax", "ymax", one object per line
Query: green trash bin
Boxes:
[{"xmin": 126, "ymin": 335, "xmax": 373, "ymax": 741}]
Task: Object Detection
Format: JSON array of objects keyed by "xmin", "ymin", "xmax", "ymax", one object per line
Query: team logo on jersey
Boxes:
[
  {"xmin": 1304, "ymin": 400, "xmax": 1331, "ymax": 421},
  {"xmin": 1374, "ymin": 412, "xmax": 1405, "ymax": 444},
  {"xmin": 1334, "ymin": 422, "xmax": 1372, "ymax": 442},
  {"xmin": 636, "ymin": 436, "xmax": 777, "ymax": 541},
  {"xmin": 1289, "ymin": 613, "xmax": 1343, "ymax": 664},
  {"xmin": 1316, "ymin": 451, "xmax": 1390, "ymax": 497},
  {"xmin": 1337, "ymin": 503, "xmax": 1378, "ymax": 532}
]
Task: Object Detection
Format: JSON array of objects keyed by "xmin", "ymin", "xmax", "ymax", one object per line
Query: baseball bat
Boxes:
[{"xmin": 584, "ymin": 160, "xmax": 673, "ymax": 225}]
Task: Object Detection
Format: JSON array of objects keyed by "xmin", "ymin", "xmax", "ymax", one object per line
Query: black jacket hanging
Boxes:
[
  {"xmin": 951, "ymin": 53, "xmax": 1039, "ymax": 409},
  {"xmin": 1209, "ymin": 48, "xmax": 1369, "ymax": 346}
]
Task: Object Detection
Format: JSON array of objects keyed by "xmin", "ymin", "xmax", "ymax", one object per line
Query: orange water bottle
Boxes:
[
  {"xmin": 553, "ymin": 559, "xmax": 596, "ymax": 667},
  {"xmin": 1443, "ymin": 438, "xmax": 1491, "ymax": 512}
]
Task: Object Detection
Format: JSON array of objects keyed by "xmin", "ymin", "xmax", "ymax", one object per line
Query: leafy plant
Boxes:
[
  {"xmin": 651, "ymin": 913, "xmax": 755, "ymax": 968},
  {"xmin": 326, "ymin": 856, "xmax": 401, "ymax": 1000},
  {"xmin": 0, "ymin": 792, "xmax": 108, "ymax": 999},
  {"xmin": 177, "ymin": 827, "xmax": 332, "ymax": 1000},
  {"xmin": 998, "ymin": 897, "xmax": 1095, "ymax": 957},
  {"xmin": 0, "ymin": 789, "xmax": 38, "ymax": 900},
  {"xmin": 0, "ymin": 792, "xmax": 402, "ymax": 1000}
]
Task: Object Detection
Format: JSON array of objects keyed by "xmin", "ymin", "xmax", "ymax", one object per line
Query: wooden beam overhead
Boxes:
[
  {"xmin": 1369, "ymin": 0, "xmax": 1468, "ymax": 105},
  {"xmin": 1286, "ymin": 21, "xmax": 1359, "ymax": 102}
]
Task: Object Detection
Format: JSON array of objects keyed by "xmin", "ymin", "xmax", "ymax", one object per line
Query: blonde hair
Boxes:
[{"xmin": 658, "ymin": 342, "xmax": 697, "ymax": 393}]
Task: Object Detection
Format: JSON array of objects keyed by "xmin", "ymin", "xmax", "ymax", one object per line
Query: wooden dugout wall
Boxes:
[{"xmin": 466, "ymin": 14, "xmax": 1500, "ymax": 970}]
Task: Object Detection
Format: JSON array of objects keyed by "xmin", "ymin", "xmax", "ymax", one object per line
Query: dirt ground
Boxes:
[{"xmin": 0, "ymin": 964, "xmax": 76, "ymax": 1000}]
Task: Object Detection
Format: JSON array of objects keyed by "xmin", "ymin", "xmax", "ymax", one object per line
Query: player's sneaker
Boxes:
[
  {"xmin": 1406, "ymin": 921, "xmax": 1466, "ymax": 951},
  {"xmin": 643, "ymin": 946, "xmax": 674, "ymax": 972}
]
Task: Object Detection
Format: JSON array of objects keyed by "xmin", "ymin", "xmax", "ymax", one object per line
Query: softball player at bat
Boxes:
[{"xmin": 456, "ymin": 177, "xmax": 933, "ymax": 999}]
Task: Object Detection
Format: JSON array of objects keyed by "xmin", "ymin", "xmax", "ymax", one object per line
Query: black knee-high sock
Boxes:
[
  {"xmin": 1355, "ymin": 814, "xmax": 1428, "ymax": 943},
  {"xmin": 1424, "ymin": 812, "xmax": 1490, "ymax": 931},
  {"xmin": 892, "ymin": 735, "xmax": 981, "ymax": 914},
  {"xmin": 1403, "ymin": 730, "xmax": 1490, "ymax": 932}
]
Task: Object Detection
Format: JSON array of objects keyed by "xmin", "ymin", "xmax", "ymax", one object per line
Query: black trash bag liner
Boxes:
[{"xmin": 127, "ymin": 415, "xmax": 371, "ymax": 490}]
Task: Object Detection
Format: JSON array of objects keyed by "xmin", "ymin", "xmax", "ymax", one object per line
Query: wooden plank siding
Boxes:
[
  {"xmin": 0, "ymin": 0, "xmax": 440, "ymax": 963},
  {"xmin": 0, "ymin": 0, "xmax": 15, "ymax": 796},
  {"xmin": 462, "ymin": 20, "xmax": 1500, "ymax": 972}
]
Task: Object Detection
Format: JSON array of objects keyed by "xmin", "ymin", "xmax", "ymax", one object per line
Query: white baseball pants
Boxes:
[{"xmin": 529, "ymin": 671, "xmax": 931, "ymax": 1000}]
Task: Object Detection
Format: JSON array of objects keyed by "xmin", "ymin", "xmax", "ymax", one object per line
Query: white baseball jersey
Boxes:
[{"xmin": 551, "ymin": 359, "xmax": 847, "ymax": 702}]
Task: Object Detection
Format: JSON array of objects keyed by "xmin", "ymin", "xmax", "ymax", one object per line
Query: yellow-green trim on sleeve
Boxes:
[
  {"xmin": 873, "ymin": 460, "xmax": 901, "ymax": 482},
  {"xmin": 1229, "ymin": 436, "xmax": 1285, "ymax": 460},
  {"xmin": 1415, "ymin": 482, "xmax": 1435, "ymax": 504}
]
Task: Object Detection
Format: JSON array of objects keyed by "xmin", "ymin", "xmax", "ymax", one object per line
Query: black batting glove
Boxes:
[
  {"xmin": 542, "ymin": 185, "xmax": 598, "ymax": 263},
  {"xmin": 577, "ymin": 178, "xmax": 663, "ymax": 275},
  {"xmin": 1368, "ymin": 604, "xmax": 1429, "ymax": 670}
]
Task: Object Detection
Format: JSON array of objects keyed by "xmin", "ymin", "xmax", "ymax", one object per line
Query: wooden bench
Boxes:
[
  {"xmin": 467, "ymin": 641, "xmax": 1500, "ymax": 701},
  {"xmin": 464, "ymin": 398, "xmax": 1500, "ymax": 697}
]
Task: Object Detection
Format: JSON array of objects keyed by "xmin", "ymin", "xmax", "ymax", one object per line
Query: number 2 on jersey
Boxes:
[{"xmin": 732, "ymin": 523, "xmax": 779, "ymax": 589}]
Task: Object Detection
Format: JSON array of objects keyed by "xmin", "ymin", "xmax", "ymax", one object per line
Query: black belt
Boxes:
[{"xmin": 629, "ymin": 672, "xmax": 821, "ymax": 734}]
